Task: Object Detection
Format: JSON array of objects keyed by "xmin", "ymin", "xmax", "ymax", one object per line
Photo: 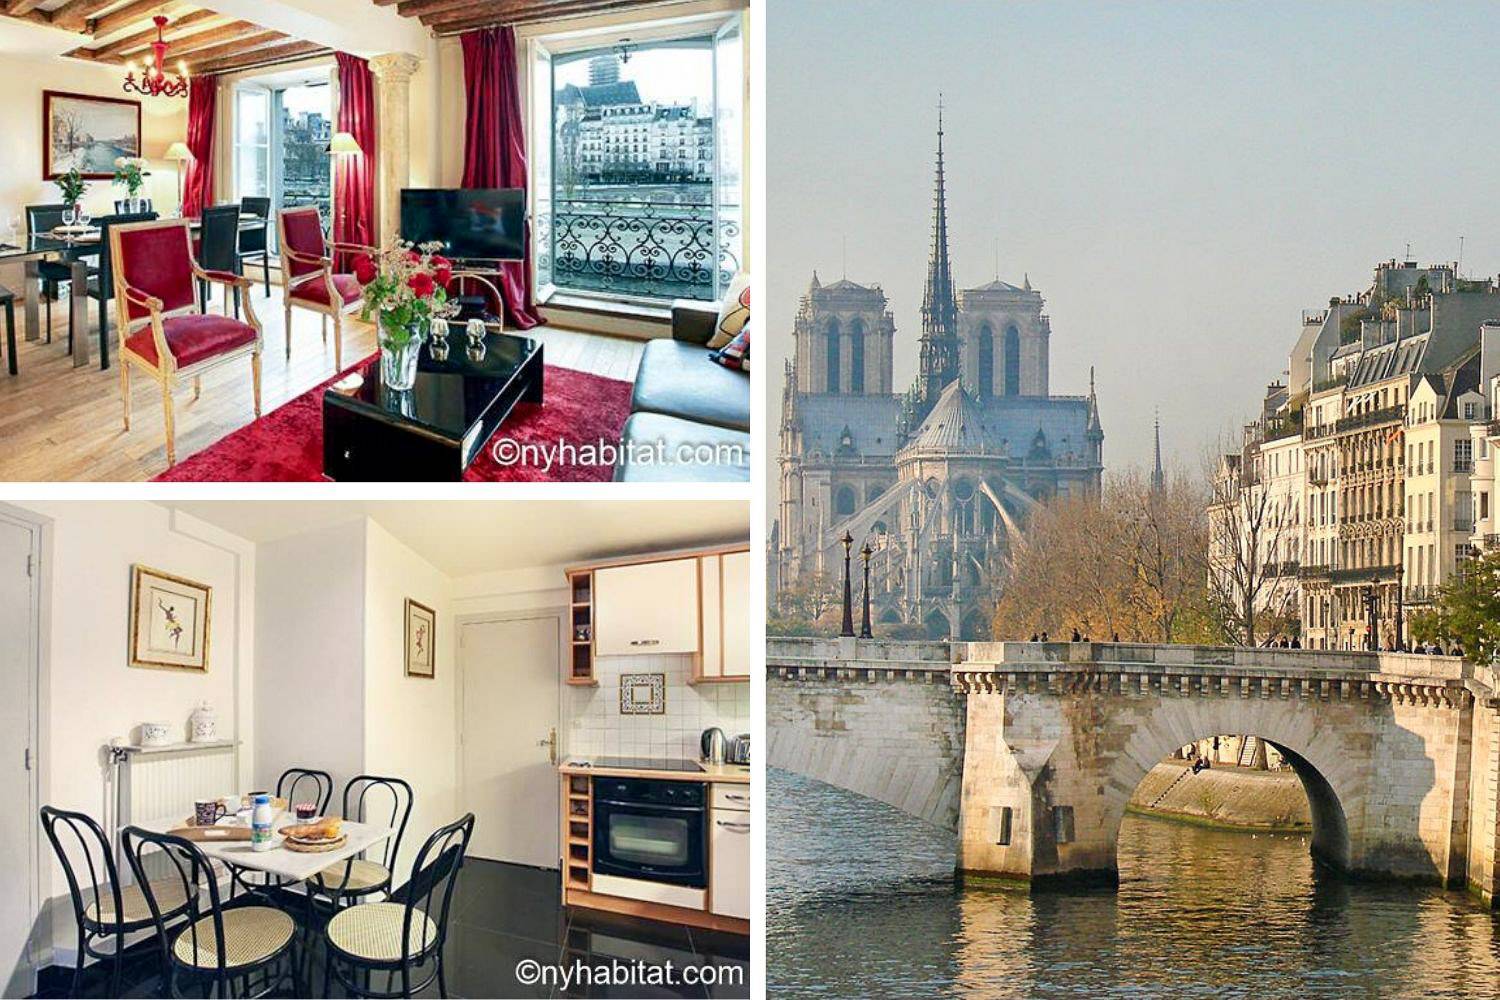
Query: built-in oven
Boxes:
[{"xmin": 592, "ymin": 777, "xmax": 707, "ymax": 888}]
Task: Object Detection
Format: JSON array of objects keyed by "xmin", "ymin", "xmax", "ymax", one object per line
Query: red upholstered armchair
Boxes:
[
  {"xmin": 109, "ymin": 219, "xmax": 264, "ymax": 467},
  {"xmin": 278, "ymin": 206, "xmax": 372, "ymax": 371}
]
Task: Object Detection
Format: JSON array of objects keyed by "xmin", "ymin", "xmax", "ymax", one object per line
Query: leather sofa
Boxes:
[{"xmin": 615, "ymin": 300, "xmax": 750, "ymax": 482}]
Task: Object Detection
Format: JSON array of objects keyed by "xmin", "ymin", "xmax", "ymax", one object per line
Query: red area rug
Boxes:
[{"xmin": 153, "ymin": 356, "xmax": 633, "ymax": 482}]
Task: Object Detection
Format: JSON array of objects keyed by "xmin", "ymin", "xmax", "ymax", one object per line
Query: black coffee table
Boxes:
[{"xmin": 323, "ymin": 331, "xmax": 544, "ymax": 481}]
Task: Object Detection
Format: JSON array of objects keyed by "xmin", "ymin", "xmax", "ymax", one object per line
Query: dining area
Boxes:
[
  {"xmin": 38, "ymin": 768, "xmax": 475, "ymax": 999},
  {"xmin": 0, "ymin": 197, "xmax": 273, "ymax": 375}
]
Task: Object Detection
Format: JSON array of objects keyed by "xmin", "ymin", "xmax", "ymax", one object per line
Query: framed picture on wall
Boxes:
[
  {"xmin": 406, "ymin": 599, "xmax": 436, "ymax": 678},
  {"xmin": 128, "ymin": 565, "xmax": 212, "ymax": 672},
  {"xmin": 43, "ymin": 90, "xmax": 142, "ymax": 180}
]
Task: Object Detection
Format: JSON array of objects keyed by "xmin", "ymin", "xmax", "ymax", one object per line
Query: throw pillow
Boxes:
[
  {"xmin": 709, "ymin": 320, "xmax": 750, "ymax": 373},
  {"xmin": 707, "ymin": 271, "xmax": 751, "ymax": 350}
]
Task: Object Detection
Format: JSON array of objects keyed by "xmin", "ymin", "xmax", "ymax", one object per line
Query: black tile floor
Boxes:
[{"xmin": 32, "ymin": 860, "xmax": 749, "ymax": 999}]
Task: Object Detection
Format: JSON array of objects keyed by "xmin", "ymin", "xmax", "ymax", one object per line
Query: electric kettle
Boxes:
[{"xmin": 700, "ymin": 727, "xmax": 727, "ymax": 764}]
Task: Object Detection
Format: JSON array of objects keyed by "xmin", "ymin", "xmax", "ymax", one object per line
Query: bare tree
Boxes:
[
  {"xmin": 1203, "ymin": 435, "xmax": 1298, "ymax": 646},
  {"xmin": 1116, "ymin": 469, "xmax": 1208, "ymax": 643}
]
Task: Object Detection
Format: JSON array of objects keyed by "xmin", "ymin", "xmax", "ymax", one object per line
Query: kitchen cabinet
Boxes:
[
  {"xmin": 593, "ymin": 558, "xmax": 700, "ymax": 655},
  {"xmin": 694, "ymin": 548, "xmax": 751, "ymax": 682},
  {"xmin": 710, "ymin": 784, "xmax": 750, "ymax": 920}
]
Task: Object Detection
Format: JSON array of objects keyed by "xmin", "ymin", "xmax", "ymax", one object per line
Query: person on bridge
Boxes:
[{"xmin": 1071, "ymin": 629, "xmax": 1082, "ymax": 642}]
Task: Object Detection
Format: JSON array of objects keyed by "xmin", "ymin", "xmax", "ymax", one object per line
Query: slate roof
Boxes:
[{"xmin": 557, "ymin": 81, "xmax": 642, "ymax": 108}]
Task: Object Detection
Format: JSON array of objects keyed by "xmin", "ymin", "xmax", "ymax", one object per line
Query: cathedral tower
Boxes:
[{"xmin": 913, "ymin": 100, "xmax": 960, "ymax": 417}]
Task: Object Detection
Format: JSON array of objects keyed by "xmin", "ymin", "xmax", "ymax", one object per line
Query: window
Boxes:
[
  {"xmin": 849, "ymin": 318, "xmax": 865, "ymax": 394},
  {"xmin": 976, "ymin": 323, "xmax": 994, "ymax": 398},
  {"xmin": 993, "ymin": 806, "xmax": 1013, "ymax": 846},
  {"xmin": 232, "ymin": 79, "xmax": 332, "ymax": 253},
  {"xmin": 1052, "ymin": 805, "xmax": 1074, "ymax": 845},
  {"xmin": 537, "ymin": 19, "xmax": 743, "ymax": 307},
  {"xmin": 1456, "ymin": 439, "xmax": 1473, "ymax": 473},
  {"xmin": 1003, "ymin": 325, "xmax": 1021, "ymax": 396},
  {"xmin": 825, "ymin": 318, "xmax": 841, "ymax": 394},
  {"xmin": 834, "ymin": 485, "xmax": 856, "ymax": 516}
]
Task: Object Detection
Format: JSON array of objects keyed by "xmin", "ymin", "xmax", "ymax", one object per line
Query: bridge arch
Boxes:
[{"xmin": 1110, "ymin": 726, "xmax": 1350, "ymax": 874}]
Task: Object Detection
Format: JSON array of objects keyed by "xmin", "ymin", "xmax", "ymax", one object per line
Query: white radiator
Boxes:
[{"xmin": 112, "ymin": 741, "xmax": 239, "ymax": 860}]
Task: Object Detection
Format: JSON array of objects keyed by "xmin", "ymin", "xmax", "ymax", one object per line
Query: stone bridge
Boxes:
[{"xmin": 768, "ymin": 637, "xmax": 1500, "ymax": 904}]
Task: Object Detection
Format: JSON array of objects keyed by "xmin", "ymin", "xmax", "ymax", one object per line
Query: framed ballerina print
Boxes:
[
  {"xmin": 405, "ymin": 598, "xmax": 436, "ymax": 678},
  {"xmin": 128, "ymin": 565, "xmax": 212, "ymax": 672}
]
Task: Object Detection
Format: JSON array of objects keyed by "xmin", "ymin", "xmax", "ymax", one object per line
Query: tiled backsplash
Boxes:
[{"xmin": 565, "ymin": 652, "xmax": 750, "ymax": 760}]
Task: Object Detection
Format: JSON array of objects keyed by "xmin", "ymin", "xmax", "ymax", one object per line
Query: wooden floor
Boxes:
[{"xmin": 0, "ymin": 283, "xmax": 644, "ymax": 482}]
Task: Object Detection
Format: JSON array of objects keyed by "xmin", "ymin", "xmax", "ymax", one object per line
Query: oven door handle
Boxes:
[{"xmin": 594, "ymin": 800, "xmax": 705, "ymax": 813}]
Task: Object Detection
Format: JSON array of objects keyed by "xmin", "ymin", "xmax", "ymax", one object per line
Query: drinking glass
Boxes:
[
  {"xmin": 61, "ymin": 207, "xmax": 77, "ymax": 229},
  {"xmin": 76, "ymin": 207, "xmax": 91, "ymax": 229}
]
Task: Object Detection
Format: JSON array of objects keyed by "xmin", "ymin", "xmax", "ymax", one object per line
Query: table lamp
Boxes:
[{"xmin": 165, "ymin": 142, "xmax": 192, "ymax": 216}]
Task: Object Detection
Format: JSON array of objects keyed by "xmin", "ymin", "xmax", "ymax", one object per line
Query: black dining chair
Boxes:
[
  {"xmin": 113, "ymin": 199, "xmax": 153, "ymax": 213},
  {"xmin": 40, "ymin": 806, "xmax": 191, "ymax": 999},
  {"xmin": 83, "ymin": 211, "xmax": 157, "ymax": 370},
  {"xmin": 277, "ymin": 766, "xmax": 335, "ymax": 815},
  {"xmin": 25, "ymin": 203, "xmax": 75, "ymax": 344},
  {"xmin": 314, "ymin": 775, "xmax": 414, "ymax": 907},
  {"xmin": 196, "ymin": 204, "xmax": 243, "ymax": 318},
  {"xmin": 323, "ymin": 813, "xmax": 475, "ymax": 999},
  {"xmin": 0, "ymin": 282, "xmax": 16, "ymax": 376},
  {"xmin": 239, "ymin": 196, "xmax": 272, "ymax": 298},
  {"xmin": 122, "ymin": 825, "xmax": 301, "ymax": 999}
]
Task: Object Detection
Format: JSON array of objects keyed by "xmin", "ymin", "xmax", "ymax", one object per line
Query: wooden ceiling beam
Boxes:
[
  {"xmin": 68, "ymin": 9, "xmax": 219, "ymax": 61},
  {"xmin": 177, "ymin": 29, "xmax": 286, "ymax": 69},
  {"xmin": 4, "ymin": 0, "xmax": 47, "ymax": 17},
  {"xmin": 424, "ymin": 0, "xmax": 670, "ymax": 32},
  {"xmin": 88, "ymin": 0, "xmax": 190, "ymax": 40},
  {"xmin": 50, "ymin": 0, "xmax": 123, "ymax": 31},
  {"xmin": 397, "ymin": 0, "xmax": 482, "ymax": 17},
  {"xmin": 193, "ymin": 38, "xmax": 327, "ymax": 75}
]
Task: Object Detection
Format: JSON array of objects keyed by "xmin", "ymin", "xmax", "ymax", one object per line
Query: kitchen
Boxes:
[{"xmin": 0, "ymin": 499, "xmax": 750, "ymax": 998}]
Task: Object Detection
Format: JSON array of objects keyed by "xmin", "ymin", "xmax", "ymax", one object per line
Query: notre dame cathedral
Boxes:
[{"xmin": 771, "ymin": 111, "xmax": 1105, "ymax": 639}]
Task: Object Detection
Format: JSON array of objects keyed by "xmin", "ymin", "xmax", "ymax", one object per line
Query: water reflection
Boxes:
[{"xmin": 769, "ymin": 768, "xmax": 1500, "ymax": 998}]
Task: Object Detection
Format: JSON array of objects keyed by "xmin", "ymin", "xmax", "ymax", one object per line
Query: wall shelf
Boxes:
[{"xmin": 567, "ymin": 571, "xmax": 596, "ymax": 684}]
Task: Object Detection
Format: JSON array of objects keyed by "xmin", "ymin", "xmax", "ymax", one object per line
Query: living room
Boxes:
[{"xmin": 0, "ymin": 0, "xmax": 751, "ymax": 483}]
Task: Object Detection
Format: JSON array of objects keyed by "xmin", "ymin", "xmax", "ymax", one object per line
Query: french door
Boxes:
[{"xmin": 0, "ymin": 510, "xmax": 40, "ymax": 997}]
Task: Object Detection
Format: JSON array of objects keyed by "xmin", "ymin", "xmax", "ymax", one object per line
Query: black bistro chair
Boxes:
[
  {"xmin": 196, "ymin": 204, "xmax": 243, "ymax": 318},
  {"xmin": 238, "ymin": 196, "xmax": 272, "ymax": 298},
  {"xmin": 83, "ymin": 210, "xmax": 157, "ymax": 369},
  {"xmin": 39, "ymin": 805, "xmax": 191, "ymax": 998},
  {"xmin": 25, "ymin": 203, "xmax": 76, "ymax": 343},
  {"xmin": 314, "ymin": 775, "xmax": 414, "ymax": 907},
  {"xmin": 122, "ymin": 825, "xmax": 300, "ymax": 999},
  {"xmin": 0, "ymin": 282, "xmax": 16, "ymax": 376},
  {"xmin": 323, "ymin": 813, "xmax": 475, "ymax": 999},
  {"xmin": 277, "ymin": 766, "xmax": 335, "ymax": 815}
]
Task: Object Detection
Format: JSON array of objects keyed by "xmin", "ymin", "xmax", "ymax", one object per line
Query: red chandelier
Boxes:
[{"xmin": 123, "ymin": 16, "xmax": 190, "ymax": 98}]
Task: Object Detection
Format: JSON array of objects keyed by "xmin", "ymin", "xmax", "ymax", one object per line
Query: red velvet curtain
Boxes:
[
  {"xmin": 181, "ymin": 75, "xmax": 217, "ymax": 218},
  {"xmin": 461, "ymin": 25, "xmax": 543, "ymax": 330},
  {"xmin": 334, "ymin": 52, "xmax": 376, "ymax": 273}
]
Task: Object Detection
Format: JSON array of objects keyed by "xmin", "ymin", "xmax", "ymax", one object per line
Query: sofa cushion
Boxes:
[
  {"xmin": 290, "ymin": 273, "xmax": 363, "ymax": 308},
  {"xmin": 708, "ymin": 271, "xmax": 750, "ymax": 349},
  {"xmin": 631, "ymin": 338, "xmax": 750, "ymax": 432},
  {"xmin": 614, "ymin": 412, "xmax": 750, "ymax": 483}
]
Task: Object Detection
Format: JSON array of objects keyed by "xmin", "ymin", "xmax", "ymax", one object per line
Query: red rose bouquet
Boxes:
[{"xmin": 353, "ymin": 241, "xmax": 460, "ymax": 390}]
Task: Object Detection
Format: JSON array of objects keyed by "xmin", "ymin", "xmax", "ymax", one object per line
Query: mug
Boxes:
[
  {"xmin": 295, "ymin": 802, "xmax": 318, "ymax": 821},
  {"xmin": 194, "ymin": 799, "xmax": 227, "ymax": 826}
]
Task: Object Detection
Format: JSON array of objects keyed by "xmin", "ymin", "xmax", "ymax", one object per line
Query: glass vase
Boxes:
[{"xmin": 378, "ymin": 314, "xmax": 427, "ymax": 391}]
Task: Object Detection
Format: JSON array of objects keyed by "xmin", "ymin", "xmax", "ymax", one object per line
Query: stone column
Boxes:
[{"xmin": 369, "ymin": 53, "xmax": 423, "ymax": 247}]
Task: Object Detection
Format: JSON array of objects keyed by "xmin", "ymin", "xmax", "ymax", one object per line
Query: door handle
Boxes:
[
  {"xmin": 715, "ymin": 820, "xmax": 750, "ymax": 832},
  {"xmin": 629, "ymin": 639, "xmax": 660, "ymax": 647},
  {"xmin": 724, "ymin": 793, "xmax": 748, "ymax": 803},
  {"xmin": 537, "ymin": 727, "xmax": 557, "ymax": 765}
]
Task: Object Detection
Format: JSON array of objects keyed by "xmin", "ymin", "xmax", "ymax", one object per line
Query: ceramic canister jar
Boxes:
[
  {"xmin": 140, "ymin": 721, "xmax": 172, "ymax": 747},
  {"xmin": 190, "ymin": 700, "xmax": 217, "ymax": 743}
]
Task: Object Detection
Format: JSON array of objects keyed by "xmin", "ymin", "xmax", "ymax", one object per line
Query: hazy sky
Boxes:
[{"xmin": 767, "ymin": 0, "xmax": 1500, "ymax": 490}]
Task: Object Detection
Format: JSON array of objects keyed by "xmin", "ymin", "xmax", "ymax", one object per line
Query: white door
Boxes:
[
  {"xmin": 459, "ymin": 616, "xmax": 562, "ymax": 868},
  {"xmin": 0, "ymin": 515, "xmax": 38, "ymax": 996}
]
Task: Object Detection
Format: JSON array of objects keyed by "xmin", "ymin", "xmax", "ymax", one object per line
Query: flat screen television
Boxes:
[{"xmin": 399, "ymin": 188, "xmax": 525, "ymax": 261}]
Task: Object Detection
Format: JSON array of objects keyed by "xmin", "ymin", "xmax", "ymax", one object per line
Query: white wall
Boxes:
[
  {"xmin": 0, "ymin": 54, "xmax": 186, "ymax": 289},
  {"xmin": 362, "ymin": 520, "xmax": 457, "ymax": 881},
  {"xmin": 13, "ymin": 500, "xmax": 254, "ymax": 967},
  {"xmin": 253, "ymin": 517, "xmax": 365, "ymax": 798}
]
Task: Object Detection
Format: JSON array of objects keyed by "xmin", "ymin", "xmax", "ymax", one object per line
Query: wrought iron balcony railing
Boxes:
[
  {"xmin": 536, "ymin": 195, "xmax": 740, "ymax": 303},
  {"xmin": 1335, "ymin": 404, "xmax": 1406, "ymax": 435}
]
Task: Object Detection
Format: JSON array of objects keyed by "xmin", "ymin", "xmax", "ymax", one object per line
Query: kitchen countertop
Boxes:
[{"xmin": 559, "ymin": 759, "xmax": 751, "ymax": 784}]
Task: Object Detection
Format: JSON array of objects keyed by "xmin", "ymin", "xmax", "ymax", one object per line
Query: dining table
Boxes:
[{"xmin": 0, "ymin": 214, "xmax": 270, "ymax": 370}]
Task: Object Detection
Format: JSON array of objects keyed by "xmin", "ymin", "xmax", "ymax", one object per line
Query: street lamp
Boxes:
[
  {"xmin": 1394, "ymin": 563, "xmax": 1404, "ymax": 651},
  {"xmin": 859, "ymin": 541, "xmax": 874, "ymax": 639},
  {"xmin": 839, "ymin": 531, "xmax": 855, "ymax": 638},
  {"xmin": 1364, "ymin": 574, "xmax": 1379, "ymax": 651}
]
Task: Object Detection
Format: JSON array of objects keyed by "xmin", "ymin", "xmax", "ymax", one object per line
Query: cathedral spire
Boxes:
[
  {"xmin": 914, "ymin": 95, "xmax": 960, "ymax": 420},
  {"xmin": 1151, "ymin": 408, "xmax": 1165, "ymax": 493}
]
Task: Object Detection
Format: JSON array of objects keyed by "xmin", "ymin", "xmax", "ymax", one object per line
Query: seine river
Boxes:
[{"xmin": 768, "ymin": 768, "xmax": 1500, "ymax": 998}]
